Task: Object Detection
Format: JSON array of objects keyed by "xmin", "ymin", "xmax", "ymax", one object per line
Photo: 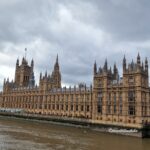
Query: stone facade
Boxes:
[{"xmin": 0, "ymin": 53, "xmax": 150, "ymax": 129}]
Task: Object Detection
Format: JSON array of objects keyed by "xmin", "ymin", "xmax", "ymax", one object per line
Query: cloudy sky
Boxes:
[{"xmin": 0, "ymin": 0, "xmax": 150, "ymax": 88}]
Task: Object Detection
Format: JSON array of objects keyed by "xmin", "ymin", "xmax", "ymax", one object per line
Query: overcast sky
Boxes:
[{"xmin": 0, "ymin": 0, "xmax": 150, "ymax": 88}]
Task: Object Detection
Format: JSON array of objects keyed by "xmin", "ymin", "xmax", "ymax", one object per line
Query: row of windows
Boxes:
[
  {"xmin": 97, "ymin": 105, "xmax": 123, "ymax": 115},
  {"xmin": 97, "ymin": 106, "xmax": 136, "ymax": 116},
  {"xmin": 3, "ymin": 95, "xmax": 91, "ymax": 103},
  {"xmin": 2, "ymin": 103, "xmax": 90, "ymax": 112}
]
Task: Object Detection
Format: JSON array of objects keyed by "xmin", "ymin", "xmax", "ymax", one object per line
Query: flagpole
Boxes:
[{"xmin": 25, "ymin": 48, "xmax": 27, "ymax": 59}]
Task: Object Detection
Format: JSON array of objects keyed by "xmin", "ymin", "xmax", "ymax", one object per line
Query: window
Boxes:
[
  {"xmin": 98, "ymin": 92, "xmax": 102, "ymax": 114},
  {"xmin": 128, "ymin": 91, "xmax": 135, "ymax": 116},
  {"xmin": 81, "ymin": 105, "xmax": 84, "ymax": 111},
  {"xmin": 76, "ymin": 95, "xmax": 78, "ymax": 102},
  {"xmin": 61, "ymin": 105, "xmax": 63, "ymax": 110},
  {"xmin": 107, "ymin": 93, "xmax": 111, "ymax": 114},
  {"xmin": 129, "ymin": 76, "xmax": 134, "ymax": 83},
  {"xmin": 99, "ymin": 80, "xmax": 102, "ymax": 87},
  {"xmin": 76, "ymin": 105, "xmax": 78, "ymax": 111},
  {"xmin": 57, "ymin": 104, "xmax": 59, "ymax": 110},
  {"xmin": 87, "ymin": 105, "xmax": 89, "ymax": 112},
  {"xmin": 66, "ymin": 105, "xmax": 68, "ymax": 111},
  {"xmin": 119, "ymin": 93, "xmax": 122, "ymax": 114},
  {"xmin": 81, "ymin": 95, "xmax": 84, "ymax": 102},
  {"xmin": 98, "ymin": 105, "xmax": 102, "ymax": 113},
  {"xmin": 114, "ymin": 93, "xmax": 116, "ymax": 114},
  {"xmin": 39, "ymin": 104, "xmax": 42, "ymax": 109},
  {"xmin": 128, "ymin": 106, "xmax": 135, "ymax": 115},
  {"xmin": 66, "ymin": 95, "xmax": 68, "ymax": 101},
  {"xmin": 128, "ymin": 91, "xmax": 135, "ymax": 102},
  {"xmin": 71, "ymin": 95, "xmax": 73, "ymax": 102},
  {"xmin": 107, "ymin": 105, "xmax": 111, "ymax": 114}
]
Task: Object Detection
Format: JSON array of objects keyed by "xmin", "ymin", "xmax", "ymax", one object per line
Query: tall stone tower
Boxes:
[
  {"xmin": 14, "ymin": 57, "xmax": 35, "ymax": 87},
  {"xmin": 51, "ymin": 54, "xmax": 61, "ymax": 88},
  {"xmin": 92, "ymin": 59, "xmax": 119, "ymax": 120},
  {"xmin": 39, "ymin": 55, "xmax": 61, "ymax": 91},
  {"xmin": 122, "ymin": 53, "xmax": 149, "ymax": 124}
]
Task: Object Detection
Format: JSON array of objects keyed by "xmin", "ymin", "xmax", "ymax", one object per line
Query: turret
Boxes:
[
  {"xmin": 123, "ymin": 55, "xmax": 126, "ymax": 73},
  {"xmin": 113, "ymin": 63, "xmax": 118, "ymax": 80},
  {"xmin": 21, "ymin": 57, "xmax": 28, "ymax": 66},
  {"xmin": 137, "ymin": 53, "xmax": 141, "ymax": 65},
  {"xmin": 113, "ymin": 63, "xmax": 117, "ymax": 74},
  {"xmin": 54, "ymin": 54, "xmax": 59, "ymax": 70},
  {"xmin": 16, "ymin": 58, "xmax": 19, "ymax": 67},
  {"xmin": 145, "ymin": 57, "xmax": 148, "ymax": 72},
  {"xmin": 94, "ymin": 61, "xmax": 97, "ymax": 75},
  {"xmin": 52, "ymin": 54, "xmax": 61, "ymax": 88},
  {"xmin": 104, "ymin": 59, "xmax": 108, "ymax": 72},
  {"xmin": 131, "ymin": 59, "xmax": 134, "ymax": 70}
]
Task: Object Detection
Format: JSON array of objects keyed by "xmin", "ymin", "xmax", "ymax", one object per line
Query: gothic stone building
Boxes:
[{"xmin": 0, "ymin": 54, "xmax": 150, "ymax": 129}]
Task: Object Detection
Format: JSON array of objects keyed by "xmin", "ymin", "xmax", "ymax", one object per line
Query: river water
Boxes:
[{"xmin": 0, "ymin": 117, "xmax": 149, "ymax": 150}]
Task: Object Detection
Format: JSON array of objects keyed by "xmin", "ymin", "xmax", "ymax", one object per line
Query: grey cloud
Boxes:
[
  {"xmin": 61, "ymin": 0, "xmax": 150, "ymax": 42},
  {"xmin": 91, "ymin": 0, "xmax": 150, "ymax": 42},
  {"xmin": 0, "ymin": 0, "xmax": 150, "ymax": 88}
]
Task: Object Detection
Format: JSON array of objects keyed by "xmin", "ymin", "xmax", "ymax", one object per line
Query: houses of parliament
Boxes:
[{"xmin": 0, "ymin": 53, "xmax": 150, "ymax": 129}]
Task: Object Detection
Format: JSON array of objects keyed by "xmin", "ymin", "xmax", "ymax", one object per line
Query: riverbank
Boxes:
[{"xmin": 0, "ymin": 112, "xmax": 149, "ymax": 138}]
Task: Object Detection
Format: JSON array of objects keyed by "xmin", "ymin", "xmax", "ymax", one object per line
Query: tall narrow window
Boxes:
[
  {"xmin": 119, "ymin": 93, "xmax": 122, "ymax": 115},
  {"xmin": 114, "ymin": 93, "xmax": 116, "ymax": 114},
  {"xmin": 107, "ymin": 93, "xmax": 111, "ymax": 114},
  {"xmin": 97, "ymin": 92, "xmax": 102, "ymax": 114},
  {"xmin": 128, "ymin": 91, "xmax": 135, "ymax": 116}
]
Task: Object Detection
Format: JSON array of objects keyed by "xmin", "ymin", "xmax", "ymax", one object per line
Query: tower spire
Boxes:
[
  {"xmin": 113, "ymin": 62, "xmax": 117, "ymax": 73},
  {"xmin": 16, "ymin": 58, "xmax": 19, "ymax": 66},
  {"xmin": 56, "ymin": 54, "xmax": 58, "ymax": 63},
  {"xmin": 145, "ymin": 57, "xmax": 148, "ymax": 71},
  {"xmin": 52, "ymin": 54, "xmax": 61, "ymax": 88},
  {"xmin": 104, "ymin": 58, "xmax": 108, "ymax": 72},
  {"xmin": 94, "ymin": 61, "xmax": 97, "ymax": 75},
  {"xmin": 54, "ymin": 54, "xmax": 59, "ymax": 70},
  {"xmin": 137, "ymin": 52, "xmax": 141, "ymax": 65},
  {"xmin": 123, "ymin": 54, "xmax": 126, "ymax": 72}
]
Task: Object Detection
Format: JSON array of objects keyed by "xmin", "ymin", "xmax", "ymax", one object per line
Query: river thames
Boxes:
[{"xmin": 0, "ymin": 117, "xmax": 149, "ymax": 150}]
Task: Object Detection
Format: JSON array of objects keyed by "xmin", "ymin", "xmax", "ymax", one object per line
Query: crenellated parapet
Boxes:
[
  {"xmin": 94, "ymin": 59, "xmax": 119, "ymax": 79},
  {"xmin": 3, "ymin": 78, "xmax": 15, "ymax": 93},
  {"xmin": 93, "ymin": 53, "xmax": 149, "ymax": 89},
  {"xmin": 123, "ymin": 53, "xmax": 148, "ymax": 75},
  {"xmin": 93, "ymin": 59, "xmax": 120, "ymax": 89},
  {"xmin": 122, "ymin": 53, "xmax": 149, "ymax": 88},
  {"xmin": 50, "ymin": 83, "xmax": 92, "ymax": 93}
]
